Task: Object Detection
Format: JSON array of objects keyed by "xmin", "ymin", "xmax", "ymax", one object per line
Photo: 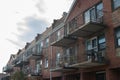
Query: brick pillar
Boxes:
[
  {"xmin": 80, "ymin": 72, "xmax": 84, "ymax": 80},
  {"xmin": 61, "ymin": 73, "xmax": 65, "ymax": 80},
  {"xmin": 106, "ymin": 69, "xmax": 119, "ymax": 80}
]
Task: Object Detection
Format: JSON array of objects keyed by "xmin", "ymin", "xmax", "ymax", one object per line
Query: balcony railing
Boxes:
[
  {"xmin": 51, "ymin": 50, "xmax": 107, "ymax": 72},
  {"xmin": 70, "ymin": 50, "xmax": 107, "ymax": 68},
  {"xmin": 3, "ymin": 65, "xmax": 13, "ymax": 72},
  {"xmin": 68, "ymin": 15, "xmax": 105, "ymax": 37},
  {"xmin": 30, "ymin": 69, "xmax": 42, "ymax": 76},
  {"xmin": 25, "ymin": 49, "xmax": 43, "ymax": 60},
  {"xmin": 51, "ymin": 26, "xmax": 77, "ymax": 47},
  {"xmin": 14, "ymin": 59, "xmax": 29, "ymax": 67},
  {"xmin": 50, "ymin": 54, "xmax": 78, "ymax": 72},
  {"xmin": 23, "ymin": 66, "xmax": 42, "ymax": 76}
]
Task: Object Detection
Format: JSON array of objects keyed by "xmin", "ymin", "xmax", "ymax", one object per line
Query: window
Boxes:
[
  {"xmin": 86, "ymin": 35, "xmax": 106, "ymax": 51},
  {"xmin": 86, "ymin": 37, "xmax": 97, "ymax": 51},
  {"xmin": 64, "ymin": 47, "xmax": 77, "ymax": 65},
  {"xmin": 41, "ymin": 42, "xmax": 43, "ymax": 47},
  {"xmin": 45, "ymin": 38, "xmax": 49, "ymax": 47},
  {"xmin": 36, "ymin": 42, "xmax": 43, "ymax": 54},
  {"xmin": 84, "ymin": 10, "xmax": 90, "ymax": 23},
  {"xmin": 57, "ymin": 31, "xmax": 60, "ymax": 40},
  {"xmin": 36, "ymin": 60, "xmax": 42, "ymax": 73},
  {"xmin": 36, "ymin": 44, "xmax": 42, "ymax": 54},
  {"xmin": 84, "ymin": 3, "xmax": 103, "ymax": 23},
  {"xmin": 97, "ymin": 3, "xmax": 103, "ymax": 18},
  {"xmin": 113, "ymin": 0, "xmax": 120, "ymax": 9},
  {"xmin": 98, "ymin": 35, "xmax": 106, "ymax": 50},
  {"xmin": 32, "ymin": 47, "xmax": 36, "ymax": 53},
  {"xmin": 56, "ymin": 53, "xmax": 61, "ymax": 67},
  {"xmin": 45, "ymin": 58, "xmax": 48, "ymax": 68},
  {"xmin": 115, "ymin": 27, "xmax": 120, "ymax": 47}
]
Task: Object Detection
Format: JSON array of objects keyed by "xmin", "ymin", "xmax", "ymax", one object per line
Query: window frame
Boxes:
[
  {"xmin": 112, "ymin": 0, "xmax": 120, "ymax": 10},
  {"xmin": 56, "ymin": 52, "xmax": 61, "ymax": 67},
  {"xmin": 57, "ymin": 31, "xmax": 61, "ymax": 40},
  {"xmin": 115, "ymin": 27, "xmax": 120, "ymax": 48},
  {"xmin": 45, "ymin": 58, "xmax": 48, "ymax": 68},
  {"xmin": 86, "ymin": 34, "xmax": 106, "ymax": 51},
  {"xmin": 45, "ymin": 38, "xmax": 49, "ymax": 47},
  {"xmin": 98, "ymin": 35, "xmax": 106, "ymax": 50},
  {"xmin": 84, "ymin": 2, "xmax": 103, "ymax": 24}
]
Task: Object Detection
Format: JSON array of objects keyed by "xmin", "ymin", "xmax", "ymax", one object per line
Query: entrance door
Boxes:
[{"xmin": 96, "ymin": 72, "xmax": 106, "ymax": 80}]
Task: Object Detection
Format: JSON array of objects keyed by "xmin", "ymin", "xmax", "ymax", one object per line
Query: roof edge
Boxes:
[{"xmin": 64, "ymin": 0, "xmax": 77, "ymax": 23}]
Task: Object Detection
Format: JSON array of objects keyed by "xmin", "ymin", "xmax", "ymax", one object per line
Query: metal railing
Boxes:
[
  {"xmin": 23, "ymin": 66, "xmax": 42, "ymax": 76},
  {"xmin": 86, "ymin": 49, "xmax": 106, "ymax": 63},
  {"xmin": 67, "ymin": 10, "xmax": 104, "ymax": 35},
  {"xmin": 3, "ymin": 65, "xmax": 13, "ymax": 72},
  {"xmin": 56, "ymin": 55, "xmax": 77, "ymax": 67}
]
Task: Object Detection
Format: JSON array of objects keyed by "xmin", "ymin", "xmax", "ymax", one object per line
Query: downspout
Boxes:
[{"xmin": 50, "ymin": 46, "xmax": 52, "ymax": 80}]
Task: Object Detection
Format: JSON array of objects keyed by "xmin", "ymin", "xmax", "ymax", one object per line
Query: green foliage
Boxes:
[{"xmin": 11, "ymin": 71, "xmax": 26, "ymax": 80}]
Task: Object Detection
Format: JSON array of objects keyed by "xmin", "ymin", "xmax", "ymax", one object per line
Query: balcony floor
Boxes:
[
  {"xmin": 69, "ymin": 22, "xmax": 105, "ymax": 37},
  {"xmin": 51, "ymin": 37, "xmax": 76, "ymax": 47},
  {"xmin": 50, "ymin": 67, "xmax": 77, "ymax": 72},
  {"xmin": 70, "ymin": 60, "xmax": 106, "ymax": 68},
  {"xmin": 28, "ymin": 54, "xmax": 42, "ymax": 60},
  {"xmin": 14, "ymin": 61, "xmax": 29, "ymax": 67}
]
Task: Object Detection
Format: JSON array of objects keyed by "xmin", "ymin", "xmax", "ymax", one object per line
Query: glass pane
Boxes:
[
  {"xmin": 84, "ymin": 10, "xmax": 90, "ymax": 23},
  {"xmin": 97, "ymin": 3, "xmax": 103, "ymax": 23},
  {"xmin": 99, "ymin": 36, "xmax": 105, "ymax": 44},
  {"xmin": 116, "ymin": 30, "xmax": 120, "ymax": 38},
  {"xmin": 98, "ymin": 35, "xmax": 106, "ymax": 50},
  {"xmin": 41, "ymin": 42, "xmax": 43, "ymax": 47},
  {"xmin": 40, "ymin": 60, "xmax": 42, "ymax": 65},
  {"xmin": 118, "ymin": 38, "xmax": 120, "ymax": 46},
  {"xmin": 57, "ymin": 31, "xmax": 60, "ymax": 39},
  {"xmin": 46, "ymin": 38, "xmax": 49, "ymax": 43},
  {"xmin": 92, "ymin": 39, "xmax": 97, "ymax": 47},
  {"xmin": 90, "ymin": 8, "xmax": 96, "ymax": 22},
  {"xmin": 86, "ymin": 40, "xmax": 91, "ymax": 50},
  {"xmin": 99, "ymin": 43, "xmax": 106, "ymax": 49},
  {"xmin": 113, "ymin": 0, "xmax": 120, "ymax": 9}
]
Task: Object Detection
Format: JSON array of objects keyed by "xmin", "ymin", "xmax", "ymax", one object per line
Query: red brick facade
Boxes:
[{"xmin": 3, "ymin": 0, "xmax": 120, "ymax": 80}]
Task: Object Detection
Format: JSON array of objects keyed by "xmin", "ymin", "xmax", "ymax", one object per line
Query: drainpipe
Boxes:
[{"xmin": 50, "ymin": 46, "xmax": 52, "ymax": 80}]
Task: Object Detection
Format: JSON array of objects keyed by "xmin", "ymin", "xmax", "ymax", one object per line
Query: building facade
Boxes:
[{"xmin": 3, "ymin": 0, "xmax": 120, "ymax": 80}]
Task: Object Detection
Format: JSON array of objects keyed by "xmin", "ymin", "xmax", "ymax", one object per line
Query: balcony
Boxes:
[
  {"xmin": 3, "ymin": 65, "xmax": 13, "ymax": 72},
  {"xmin": 51, "ymin": 50, "xmax": 107, "ymax": 72},
  {"xmin": 68, "ymin": 17, "xmax": 105, "ymax": 38},
  {"xmin": 51, "ymin": 27, "xmax": 77, "ymax": 47},
  {"xmin": 14, "ymin": 59, "xmax": 29, "ymax": 67},
  {"xmin": 51, "ymin": 36, "xmax": 76, "ymax": 47},
  {"xmin": 30, "ymin": 69, "xmax": 42, "ymax": 76},
  {"xmin": 70, "ymin": 50, "xmax": 107, "ymax": 68},
  {"xmin": 50, "ymin": 55, "xmax": 78, "ymax": 72},
  {"xmin": 26, "ymin": 50, "xmax": 43, "ymax": 60},
  {"xmin": 23, "ymin": 66, "xmax": 42, "ymax": 77}
]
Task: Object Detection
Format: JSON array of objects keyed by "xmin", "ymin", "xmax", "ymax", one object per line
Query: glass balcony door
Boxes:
[
  {"xmin": 86, "ymin": 37, "xmax": 98, "ymax": 61},
  {"xmin": 64, "ymin": 46, "xmax": 77, "ymax": 66},
  {"xmin": 84, "ymin": 3, "xmax": 103, "ymax": 24}
]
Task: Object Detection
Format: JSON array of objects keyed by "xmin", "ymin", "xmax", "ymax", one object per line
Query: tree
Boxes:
[{"xmin": 11, "ymin": 71, "xmax": 26, "ymax": 80}]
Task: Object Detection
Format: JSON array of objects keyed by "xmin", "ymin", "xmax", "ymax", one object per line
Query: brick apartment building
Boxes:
[
  {"xmin": 0, "ymin": 73, "xmax": 7, "ymax": 80},
  {"xmin": 2, "ymin": 0, "xmax": 120, "ymax": 80}
]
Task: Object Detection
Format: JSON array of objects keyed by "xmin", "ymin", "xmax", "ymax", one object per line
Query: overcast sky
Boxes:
[{"xmin": 0, "ymin": 0, "xmax": 74, "ymax": 73}]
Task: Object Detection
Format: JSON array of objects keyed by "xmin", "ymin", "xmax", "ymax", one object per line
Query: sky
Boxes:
[{"xmin": 0, "ymin": 0, "xmax": 74, "ymax": 73}]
